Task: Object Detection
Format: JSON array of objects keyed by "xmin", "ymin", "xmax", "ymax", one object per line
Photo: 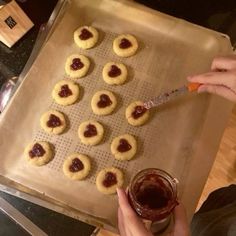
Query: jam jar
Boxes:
[{"xmin": 128, "ymin": 168, "xmax": 178, "ymax": 232}]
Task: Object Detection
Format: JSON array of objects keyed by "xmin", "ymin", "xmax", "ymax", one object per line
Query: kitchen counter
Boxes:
[{"xmin": 0, "ymin": 0, "xmax": 236, "ymax": 235}]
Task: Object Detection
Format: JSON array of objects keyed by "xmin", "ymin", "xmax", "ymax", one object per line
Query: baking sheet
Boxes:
[{"xmin": 0, "ymin": 0, "xmax": 233, "ymax": 228}]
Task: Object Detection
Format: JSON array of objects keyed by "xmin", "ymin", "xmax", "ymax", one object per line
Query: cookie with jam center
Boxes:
[
  {"xmin": 40, "ymin": 110, "xmax": 66, "ymax": 135},
  {"xmin": 91, "ymin": 90, "xmax": 117, "ymax": 115},
  {"xmin": 102, "ymin": 62, "xmax": 128, "ymax": 85},
  {"xmin": 78, "ymin": 120, "xmax": 104, "ymax": 145},
  {"xmin": 65, "ymin": 54, "xmax": 90, "ymax": 79},
  {"xmin": 52, "ymin": 80, "xmax": 79, "ymax": 106},
  {"xmin": 96, "ymin": 167, "xmax": 124, "ymax": 194},
  {"xmin": 111, "ymin": 134, "xmax": 137, "ymax": 161},
  {"xmin": 24, "ymin": 141, "xmax": 54, "ymax": 166},
  {"xmin": 63, "ymin": 153, "xmax": 91, "ymax": 180},
  {"xmin": 126, "ymin": 101, "xmax": 150, "ymax": 126},
  {"xmin": 113, "ymin": 34, "xmax": 138, "ymax": 57},
  {"xmin": 74, "ymin": 26, "xmax": 99, "ymax": 49}
]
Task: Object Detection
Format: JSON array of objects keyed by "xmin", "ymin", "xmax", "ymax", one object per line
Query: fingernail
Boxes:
[
  {"xmin": 116, "ymin": 187, "xmax": 121, "ymax": 197},
  {"xmin": 198, "ymin": 86, "xmax": 207, "ymax": 93},
  {"xmin": 187, "ymin": 76, "xmax": 193, "ymax": 81}
]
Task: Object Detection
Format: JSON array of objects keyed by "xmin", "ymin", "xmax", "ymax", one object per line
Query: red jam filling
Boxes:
[
  {"xmin": 29, "ymin": 143, "xmax": 45, "ymax": 158},
  {"xmin": 117, "ymin": 139, "xmax": 131, "ymax": 152},
  {"xmin": 97, "ymin": 94, "xmax": 112, "ymax": 108},
  {"xmin": 79, "ymin": 28, "xmax": 93, "ymax": 40},
  {"xmin": 58, "ymin": 84, "xmax": 72, "ymax": 98},
  {"xmin": 103, "ymin": 172, "xmax": 117, "ymax": 187},
  {"xmin": 69, "ymin": 158, "xmax": 84, "ymax": 172},
  {"xmin": 84, "ymin": 124, "xmax": 97, "ymax": 137},
  {"xmin": 119, "ymin": 38, "xmax": 132, "ymax": 49},
  {"xmin": 70, "ymin": 58, "xmax": 84, "ymax": 70},
  {"xmin": 108, "ymin": 65, "xmax": 121, "ymax": 77},
  {"xmin": 47, "ymin": 114, "xmax": 61, "ymax": 128},
  {"xmin": 132, "ymin": 106, "xmax": 147, "ymax": 119}
]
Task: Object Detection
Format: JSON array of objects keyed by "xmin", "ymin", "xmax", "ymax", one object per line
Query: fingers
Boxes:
[
  {"xmin": 118, "ymin": 207, "xmax": 129, "ymax": 236},
  {"xmin": 117, "ymin": 188, "xmax": 153, "ymax": 236},
  {"xmin": 198, "ymin": 84, "xmax": 236, "ymax": 102},
  {"xmin": 188, "ymin": 71, "xmax": 236, "ymax": 91},
  {"xmin": 172, "ymin": 203, "xmax": 190, "ymax": 236},
  {"xmin": 187, "ymin": 55, "xmax": 236, "ymax": 102},
  {"xmin": 117, "ymin": 188, "xmax": 136, "ymax": 218},
  {"xmin": 211, "ymin": 55, "xmax": 236, "ymax": 71},
  {"xmin": 173, "ymin": 203, "xmax": 188, "ymax": 228}
]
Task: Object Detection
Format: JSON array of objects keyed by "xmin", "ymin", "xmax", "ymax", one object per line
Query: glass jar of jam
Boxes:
[{"xmin": 128, "ymin": 168, "xmax": 178, "ymax": 224}]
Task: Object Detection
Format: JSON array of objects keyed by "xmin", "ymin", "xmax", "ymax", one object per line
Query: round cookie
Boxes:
[
  {"xmin": 102, "ymin": 62, "xmax": 128, "ymax": 85},
  {"xmin": 126, "ymin": 101, "xmax": 150, "ymax": 126},
  {"xmin": 113, "ymin": 34, "xmax": 138, "ymax": 57},
  {"xmin": 96, "ymin": 167, "xmax": 124, "ymax": 194},
  {"xmin": 91, "ymin": 90, "xmax": 117, "ymax": 115},
  {"xmin": 74, "ymin": 26, "xmax": 99, "ymax": 49},
  {"xmin": 78, "ymin": 120, "xmax": 104, "ymax": 146},
  {"xmin": 24, "ymin": 141, "xmax": 54, "ymax": 166},
  {"xmin": 52, "ymin": 80, "xmax": 79, "ymax": 106},
  {"xmin": 65, "ymin": 54, "xmax": 90, "ymax": 79},
  {"xmin": 111, "ymin": 134, "xmax": 137, "ymax": 161},
  {"xmin": 63, "ymin": 153, "xmax": 91, "ymax": 180},
  {"xmin": 40, "ymin": 110, "xmax": 66, "ymax": 135}
]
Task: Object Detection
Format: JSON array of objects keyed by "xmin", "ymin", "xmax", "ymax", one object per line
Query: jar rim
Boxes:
[{"xmin": 129, "ymin": 168, "xmax": 178, "ymax": 215}]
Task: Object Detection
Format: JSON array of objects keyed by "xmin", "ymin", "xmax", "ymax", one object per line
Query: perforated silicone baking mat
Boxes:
[{"xmin": 0, "ymin": 0, "xmax": 233, "ymax": 228}]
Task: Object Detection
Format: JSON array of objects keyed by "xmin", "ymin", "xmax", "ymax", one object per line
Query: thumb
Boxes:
[{"xmin": 171, "ymin": 203, "xmax": 190, "ymax": 236}]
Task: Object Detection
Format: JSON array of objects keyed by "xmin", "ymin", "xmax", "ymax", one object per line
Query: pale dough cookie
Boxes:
[
  {"xmin": 40, "ymin": 110, "xmax": 66, "ymax": 135},
  {"xmin": 78, "ymin": 120, "xmax": 104, "ymax": 146},
  {"xmin": 74, "ymin": 26, "xmax": 99, "ymax": 49},
  {"xmin": 113, "ymin": 34, "xmax": 138, "ymax": 57},
  {"xmin": 52, "ymin": 80, "xmax": 79, "ymax": 106},
  {"xmin": 111, "ymin": 134, "xmax": 137, "ymax": 161},
  {"xmin": 96, "ymin": 167, "xmax": 124, "ymax": 194},
  {"xmin": 102, "ymin": 62, "xmax": 128, "ymax": 85},
  {"xmin": 91, "ymin": 90, "xmax": 117, "ymax": 115},
  {"xmin": 126, "ymin": 101, "xmax": 150, "ymax": 126},
  {"xmin": 65, "ymin": 54, "xmax": 90, "ymax": 79},
  {"xmin": 63, "ymin": 153, "xmax": 91, "ymax": 180},
  {"xmin": 24, "ymin": 141, "xmax": 54, "ymax": 166}
]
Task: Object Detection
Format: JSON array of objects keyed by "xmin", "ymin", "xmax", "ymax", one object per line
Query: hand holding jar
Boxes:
[
  {"xmin": 117, "ymin": 168, "xmax": 189, "ymax": 236},
  {"xmin": 117, "ymin": 188, "xmax": 189, "ymax": 236}
]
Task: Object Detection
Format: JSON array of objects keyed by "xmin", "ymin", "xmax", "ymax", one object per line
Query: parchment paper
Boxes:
[{"xmin": 0, "ymin": 0, "xmax": 233, "ymax": 227}]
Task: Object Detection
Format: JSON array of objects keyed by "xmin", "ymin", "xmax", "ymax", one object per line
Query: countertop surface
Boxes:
[{"xmin": 0, "ymin": 0, "xmax": 236, "ymax": 235}]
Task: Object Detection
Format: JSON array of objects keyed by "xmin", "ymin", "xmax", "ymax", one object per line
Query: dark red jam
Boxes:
[
  {"xmin": 103, "ymin": 172, "xmax": 117, "ymax": 187},
  {"xmin": 69, "ymin": 158, "xmax": 84, "ymax": 172},
  {"xmin": 134, "ymin": 174, "xmax": 172, "ymax": 209},
  {"xmin": 70, "ymin": 58, "xmax": 84, "ymax": 70},
  {"xmin": 29, "ymin": 143, "xmax": 45, "ymax": 158},
  {"xmin": 58, "ymin": 84, "xmax": 72, "ymax": 98},
  {"xmin": 132, "ymin": 106, "xmax": 147, "ymax": 119},
  {"xmin": 216, "ymin": 68, "xmax": 227, "ymax": 72},
  {"xmin": 84, "ymin": 124, "xmax": 97, "ymax": 137},
  {"xmin": 97, "ymin": 94, "xmax": 112, "ymax": 108},
  {"xmin": 117, "ymin": 139, "xmax": 131, "ymax": 152},
  {"xmin": 108, "ymin": 65, "xmax": 121, "ymax": 77},
  {"xmin": 128, "ymin": 170, "xmax": 178, "ymax": 221},
  {"xmin": 136, "ymin": 183, "xmax": 171, "ymax": 209},
  {"xmin": 47, "ymin": 114, "xmax": 61, "ymax": 128},
  {"xmin": 79, "ymin": 28, "xmax": 93, "ymax": 40},
  {"xmin": 119, "ymin": 38, "xmax": 132, "ymax": 49}
]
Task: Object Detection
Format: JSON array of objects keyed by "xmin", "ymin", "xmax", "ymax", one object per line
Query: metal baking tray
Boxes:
[{"xmin": 0, "ymin": 0, "xmax": 234, "ymax": 232}]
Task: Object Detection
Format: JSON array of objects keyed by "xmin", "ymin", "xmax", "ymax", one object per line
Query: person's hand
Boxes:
[
  {"xmin": 117, "ymin": 188, "xmax": 189, "ymax": 236},
  {"xmin": 117, "ymin": 188, "xmax": 153, "ymax": 236},
  {"xmin": 166, "ymin": 203, "xmax": 190, "ymax": 236},
  {"xmin": 187, "ymin": 55, "xmax": 236, "ymax": 102}
]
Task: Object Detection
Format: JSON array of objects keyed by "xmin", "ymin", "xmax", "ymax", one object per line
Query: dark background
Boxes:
[{"xmin": 0, "ymin": 0, "xmax": 236, "ymax": 235}]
